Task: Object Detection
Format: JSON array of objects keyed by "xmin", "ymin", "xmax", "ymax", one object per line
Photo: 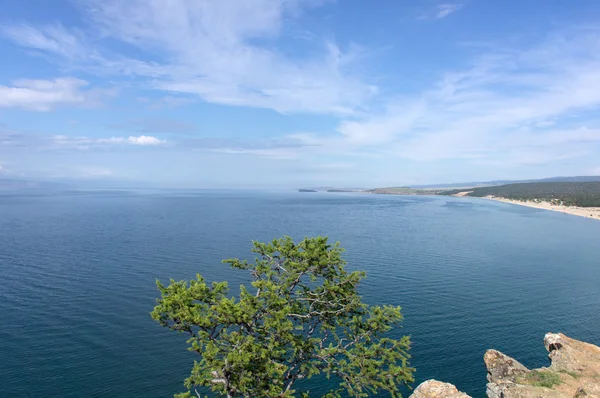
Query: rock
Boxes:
[
  {"xmin": 544, "ymin": 333, "xmax": 600, "ymax": 377},
  {"xmin": 573, "ymin": 380, "xmax": 600, "ymax": 397},
  {"xmin": 409, "ymin": 380, "xmax": 471, "ymax": 398},
  {"xmin": 486, "ymin": 382, "xmax": 567, "ymax": 398},
  {"xmin": 413, "ymin": 333, "xmax": 600, "ymax": 398},
  {"xmin": 485, "ymin": 333, "xmax": 600, "ymax": 398},
  {"xmin": 484, "ymin": 349, "xmax": 530, "ymax": 383}
]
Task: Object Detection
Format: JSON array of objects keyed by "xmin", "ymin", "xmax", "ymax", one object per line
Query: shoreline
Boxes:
[{"xmin": 480, "ymin": 195, "xmax": 600, "ymax": 220}]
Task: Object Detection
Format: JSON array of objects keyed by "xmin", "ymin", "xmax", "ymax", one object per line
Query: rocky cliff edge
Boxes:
[{"xmin": 409, "ymin": 333, "xmax": 600, "ymax": 398}]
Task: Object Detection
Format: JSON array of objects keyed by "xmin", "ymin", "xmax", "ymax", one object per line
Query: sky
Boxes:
[{"xmin": 1, "ymin": 0, "xmax": 600, "ymax": 188}]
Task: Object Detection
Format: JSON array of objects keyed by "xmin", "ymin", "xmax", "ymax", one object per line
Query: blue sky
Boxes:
[{"xmin": 1, "ymin": 0, "xmax": 600, "ymax": 188}]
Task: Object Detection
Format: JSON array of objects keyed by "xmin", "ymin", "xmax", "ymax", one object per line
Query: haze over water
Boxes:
[{"xmin": 1, "ymin": 190, "xmax": 599, "ymax": 397}]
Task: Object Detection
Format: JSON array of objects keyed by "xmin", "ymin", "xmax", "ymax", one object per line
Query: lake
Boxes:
[{"xmin": 1, "ymin": 190, "xmax": 599, "ymax": 397}]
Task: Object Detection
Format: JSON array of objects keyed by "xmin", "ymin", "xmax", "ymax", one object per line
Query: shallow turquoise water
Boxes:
[{"xmin": 1, "ymin": 190, "xmax": 599, "ymax": 397}]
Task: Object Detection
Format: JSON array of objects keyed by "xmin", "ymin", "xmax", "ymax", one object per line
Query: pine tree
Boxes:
[{"xmin": 152, "ymin": 236, "xmax": 413, "ymax": 397}]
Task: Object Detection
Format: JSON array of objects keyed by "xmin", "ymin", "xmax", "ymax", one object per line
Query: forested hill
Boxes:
[{"xmin": 444, "ymin": 182, "xmax": 600, "ymax": 207}]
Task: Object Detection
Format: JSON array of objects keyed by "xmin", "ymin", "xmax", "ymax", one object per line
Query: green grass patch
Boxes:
[{"xmin": 519, "ymin": 370, "xmax": 563, "ymax": 388}]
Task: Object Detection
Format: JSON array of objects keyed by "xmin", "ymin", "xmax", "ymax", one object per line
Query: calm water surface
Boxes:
[{"xmin": 1, "ymin": 190, "xmax": 599, "ymax": 397}]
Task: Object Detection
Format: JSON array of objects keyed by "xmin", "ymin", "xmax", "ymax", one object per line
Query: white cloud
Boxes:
[
  {"xmin": 229, "ymin": 30, "xmax": 600, "ymax": 169},
  {"xmin": 1, "ymin": 24, "xmax": 89, "ymax": 60},
  {"xmin": 435, "ymin": 4, "xmax": 463, "ymax": 20},
  {"xmin": 137, "ymin": 95, "xmax": 195, "ymax": 109},
  {"xmin": 0, "ymin": 78, "xmax": 109, "ymax": 111},
  {"xmin": 211, "ymin": 147, "xmax": 299, "ymax": 160},
  {"xmin": 12, "ymin": 29, "xmax": 593, "ymax": 173},
  {"xmin": 3, "ymin": 3, "xmax": 600, "ymax": 181},
  {"xmin": 127, "ymin": 135, "xmax": 164, "ymax": 145},
  {"xmin": 419, "ymin": 3, "xmax": 464, "ymax": 21},
  {"xmin": 2, "ymin": 0, "xmax": 373, "ymax": 115},
  {"xmin": 51, "ymin": 135, "xmax": 165, "ymax": 149}
]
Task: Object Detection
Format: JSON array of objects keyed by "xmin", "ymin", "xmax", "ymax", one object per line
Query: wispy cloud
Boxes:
[
  {"xmin": 136, "ymin": 95, "xmax": 195, "ymax": 109},
  {"xmin": 5, "ymin": 29, "xmax": 600, "ymax": 172},
  {"xmin": 1, "ymin": 131, "xmax": 166, "ymax": 152},
  {"xmin": 232, "ymin": 30, "xmax": 600, "ymax": 169},
  {"xmin": 1, "ymin": 0, "xmax": 373, "ymax": 115},
  {"xmin": 0, "ymin": 78, "xmax": 113, "ymax": 111},
  {"xmin": 2, "ymin": 2, "xmax": 600, "ymax": 183},
  {"xmin": 1, "ymin": 23, "xmax": 91, "ymax": 61},
  {"xmin": 52, "ymin": 134, "xmax": 167, "ymax": 149},
  {"xmin": 184, "ymin": 135, "xmax": 321, "ymax": 159},
  {"xmin": 435, "ymin": 4, "xmax": 464, "ymax": 20},
  {"xmin": 126, "ymin": 136, "xmax": 164, "ymax": 145},
  {"xmin": 419, "ymin": 3, "xmax": 464, "ymax": 21}
]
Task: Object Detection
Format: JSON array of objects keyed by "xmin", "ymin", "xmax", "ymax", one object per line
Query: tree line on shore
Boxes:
[{"xmin": 443, "ymin": 182, "xmax": 600, "ymax": 207}]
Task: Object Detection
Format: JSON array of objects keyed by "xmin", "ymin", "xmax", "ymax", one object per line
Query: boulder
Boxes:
[
  {"xmin": 409, "ymin": 380, "xmax": 471, "ymax": 398},
  {"xmin": 544, "ymin": 333, "xmax": 600, "ymax": 377},
  {"xmin": 574, "ymin": 380, "xmax": 600, "ymax": 397},
  {"xmin": 484, "ymin": 349, "xmax": 529, "ymax": 383}
]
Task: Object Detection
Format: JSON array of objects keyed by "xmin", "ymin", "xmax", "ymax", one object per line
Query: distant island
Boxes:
[{"xmin": 298, "ymin": 189, "xmax": 318, "ymax": 192}]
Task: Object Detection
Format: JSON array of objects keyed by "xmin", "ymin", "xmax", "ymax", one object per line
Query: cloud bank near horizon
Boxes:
[{"xmin": 1, "ymin": 0, "xmax": 600, "ymax": 186}]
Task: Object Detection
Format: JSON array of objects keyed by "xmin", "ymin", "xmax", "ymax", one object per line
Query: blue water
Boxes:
[{"xmin": 1, "ymin": 190, "xmax": 599, "ymax": 397}]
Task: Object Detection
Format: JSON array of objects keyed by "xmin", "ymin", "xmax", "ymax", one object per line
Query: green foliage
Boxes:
[
  {"xmin": 443, "ymin": 182, "xmax": 600, "ymax": 207},
  {"xmin": 519, "ymin": 370, "xmax": 563, "ymax": 388},
  {"xmin": 152, "ymin": 236, "xmax": 413, "ymax": 397}
]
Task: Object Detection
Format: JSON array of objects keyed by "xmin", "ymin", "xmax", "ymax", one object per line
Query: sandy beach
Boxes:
[{"xmin": 482, "ymin": 196, "xmax": 600, "ymax": 220}]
